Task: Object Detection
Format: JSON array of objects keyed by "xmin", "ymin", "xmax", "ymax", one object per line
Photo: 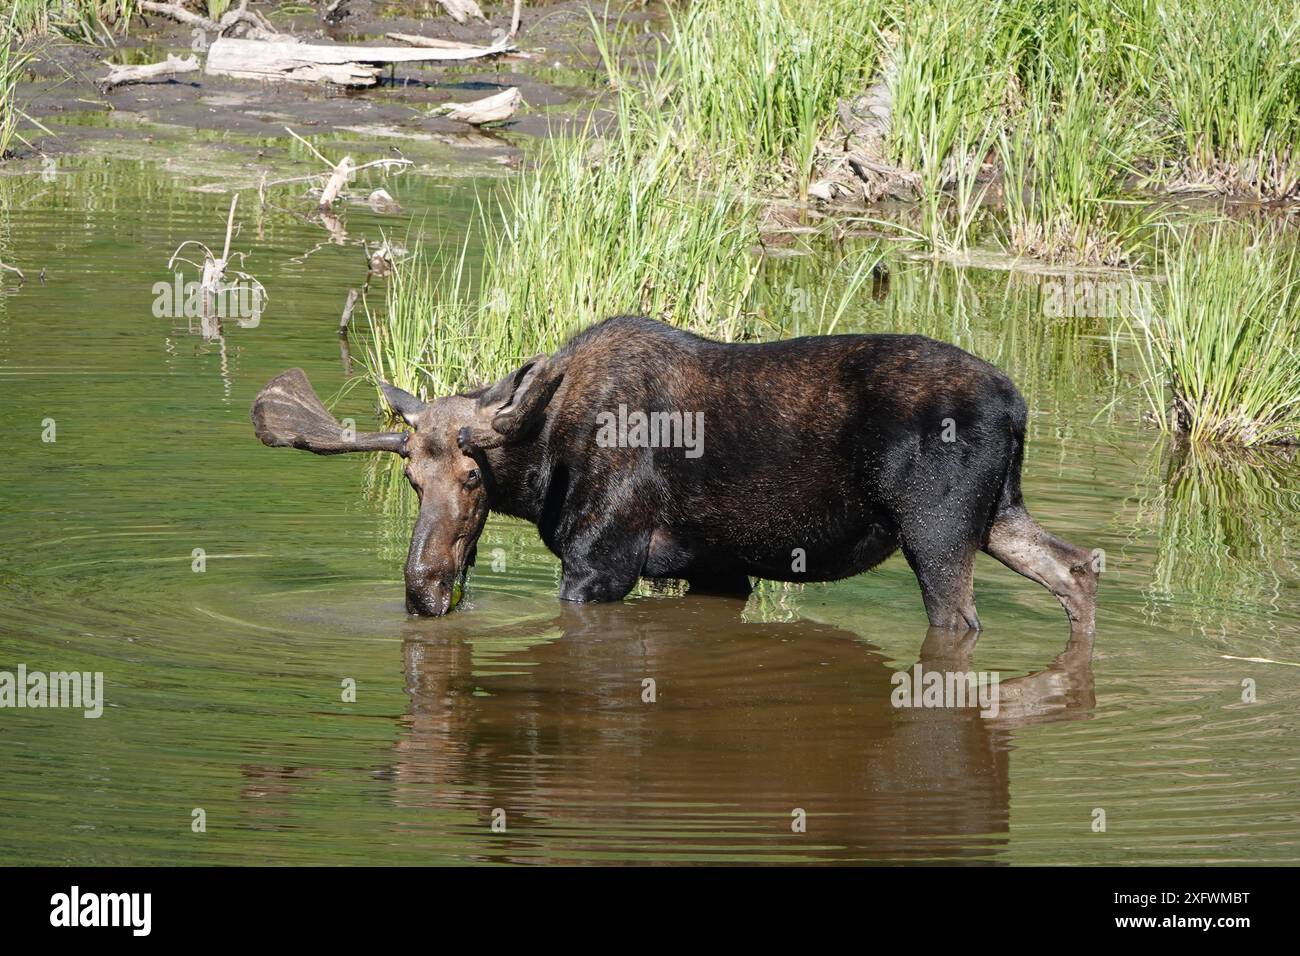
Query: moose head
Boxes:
[{"xmin": 251, "ymin": 358, "xmax": 563, "ymax": 616}]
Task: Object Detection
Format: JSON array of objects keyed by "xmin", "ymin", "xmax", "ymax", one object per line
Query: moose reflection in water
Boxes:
[{"xmin": 386, "ymin": 596, "xmax": 1095, "ymax": 864}]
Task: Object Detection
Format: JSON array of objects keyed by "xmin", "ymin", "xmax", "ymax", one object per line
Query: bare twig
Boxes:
[
  {"xmin": 166, "ymin": 194, "xmax": 266, "ymax": 336},
  {"xmin": 0, "ymin": 260, "xmax": 25, "ymax": 284},
  {"xmin": 384, "ymin": 32, "xmax": 514, "ymax": 53}
]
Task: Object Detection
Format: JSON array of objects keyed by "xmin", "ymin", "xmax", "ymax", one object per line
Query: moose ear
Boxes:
[
  {"xmin": 380, "ymin": 381, "xmax": 427, "ymax": 427},
  {"xmin": 465, "ymin": 355, "xmax": 564, "ymax": 449}
]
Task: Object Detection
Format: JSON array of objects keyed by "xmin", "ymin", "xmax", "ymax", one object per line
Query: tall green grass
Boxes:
[
  {"xmin": 1151, "ymin": 0, "xmax": 1300, "ymax": 197},
  {"xmin": 360, "ymin": 0, "xmax": 1300, "ymax": 431},
  {"xmin": 601, "ymin": 0, "xmax": 882, "ymax": 197},
  {"xmin": 1, "ymin": 12, "xmax": 32, "ymax": 159},
  {"xmin": 8, "ymin": 0, "xmax": 137, "ymax": 41},
  {"xmin": 882, "ymin": 0, "xmax": 1167, "ymax": 263},
  {"xmin": 1133, "ymin": 224, "xmax": 1300, "ymax": 446},
  {"xmin": 886, "ymin": 0, "xmax": 1019, "ymax": 179},
  {"xmin": 997, "ymin": 68, "xmax": 1154, "ymax": 264}
]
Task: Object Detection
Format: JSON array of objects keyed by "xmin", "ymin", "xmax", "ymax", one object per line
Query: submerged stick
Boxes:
[
  {"xmin": 279, "ymin": 127, "xmax": 410, "ymax": 211},
  {"xmin": 339, "ymin": 288, "xmax": 359, "ymax": 333}
]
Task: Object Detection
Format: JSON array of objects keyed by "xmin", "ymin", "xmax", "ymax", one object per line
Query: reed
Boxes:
[{"xmin": 1132, "ymin": 224, "xmax": 1300, "ymax": 446}]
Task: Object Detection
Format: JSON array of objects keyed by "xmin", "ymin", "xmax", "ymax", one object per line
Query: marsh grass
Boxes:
[
  {"xmin": 9, "ymin": 0, "xmax": 136, "ymax": 40},
  {"xmin": 359, "ymin": 0, "xmax": 1300, "ymax": 450},
  {"xmin": 886, "ymin": 0, "xmax": 1018, "ymax": 180},
  {"xmin": 1132, "ymin": 223, "xmax": 1300, "ymax": 446},
  {"xmin": 1152, "ymin": 0, "xmax": 1300, "ymax": 198},
  {"xmin": 641, "ymin": 0, "xmax": 883, "ymax": 195},
  {"xmin": 0, "ymin": 14, "xmax": 31, "ymax": 160},
  {"xmin": 363, "ymin": 131, "xmax": 885, "ymax": 406},
  {"xmin": 997, "ymin": 69, "xmax": 1156, "ymax": 265}
]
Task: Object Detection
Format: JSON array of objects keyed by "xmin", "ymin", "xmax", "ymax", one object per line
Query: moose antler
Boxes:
[{"xmin": 252, "ymin": 368, "xmax": 408, "ymax": 455}]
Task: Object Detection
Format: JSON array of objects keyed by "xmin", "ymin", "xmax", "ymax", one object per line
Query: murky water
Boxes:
[{"xmin": 1, "ymin": 158, "xmax": 1299, "ymax": 865}]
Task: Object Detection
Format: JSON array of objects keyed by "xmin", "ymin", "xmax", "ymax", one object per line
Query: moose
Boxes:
[{"xmin": 251, "ymin": 315, "xmax": 1098, "ymax": 631}]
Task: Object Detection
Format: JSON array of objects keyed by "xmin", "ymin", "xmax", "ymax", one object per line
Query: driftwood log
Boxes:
[
  {"xmin": 432, "ymin": 87, "xmax": 522, "ymax": 125},
  {"xmin": 436, "ymin": 0, "xmax": 487, "ymax": 24},
  {"xmin": 99, "ymin": 54, "xmax": 200, "ymax": 93},
  {"xmin": 205, "ymin": 36, "xmax": 515, "ymax": 86}
]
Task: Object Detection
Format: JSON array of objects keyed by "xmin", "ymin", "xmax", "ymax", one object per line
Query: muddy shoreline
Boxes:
[{"xmin": 10, "ymin": 1, "xmax": 646, "ymax": 175}]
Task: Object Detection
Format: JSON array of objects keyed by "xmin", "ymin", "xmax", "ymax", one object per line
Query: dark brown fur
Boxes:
[{"xmin": 252, "ymin": 316, "xmax": 1100, "ymax": 630}]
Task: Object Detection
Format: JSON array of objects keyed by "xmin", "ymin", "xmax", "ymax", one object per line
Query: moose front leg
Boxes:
[{"xmin": 558, "ymin": 524, "xmax": 650, "ymax": 604}]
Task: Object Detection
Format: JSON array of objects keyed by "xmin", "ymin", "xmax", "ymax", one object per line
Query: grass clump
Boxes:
[
  {"xmin": 997, "ymin": 68, "xmax": 1154, "ymax": 265},
  {"xmin": 1133, "ymin": 224, "xmax": 1300, "ymax": 447},
  {"xmin": 886, "ymin": 0, "xmax": 1019, "ymax": 181},
  {"xmin": 1151, "ymin": 0, "xmax": 1300, "ymax": 198},
  {"xmin": 647, "ymin": 0, "xmax": 882, "ymax": 195},
  {"xmin": 8, "ymin": 0, "xmax": 137, "ymax": 41},
  {"xmin": 1, "ymin": 13, "xmax": 32, "ymax": 160},
  {"xmin": 362, "ymin": 123, "xmax": 769, "ymax": 401}
]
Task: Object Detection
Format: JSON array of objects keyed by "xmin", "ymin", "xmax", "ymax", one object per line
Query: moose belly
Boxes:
[{"xmin": 645, "ymin": 521, "xmax": 898, "ymax": 583}]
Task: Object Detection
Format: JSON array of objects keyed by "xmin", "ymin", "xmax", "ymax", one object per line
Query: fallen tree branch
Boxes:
[
  {"xmin": 384, "ymin": 32, "xmax": 514, "ymax": 53},
  {"xmin": 139, "ymin": 0, "xmax": 214, "ymax": 31},
  {"xmin": 206, "ymin": 35, "xmax": 515, "ymax": 86},
  {"xmin": 99, "ymin": 53, "xmax": 200, "ymax": 93},
  {"xmin": 139, "ymin": 0, "xmax": 287, "ymax": 42}
]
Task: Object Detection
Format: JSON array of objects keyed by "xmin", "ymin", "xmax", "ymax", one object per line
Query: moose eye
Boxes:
[{"xmin": 464, "ymin": 468, "xmax": 481, "ymax": 490}]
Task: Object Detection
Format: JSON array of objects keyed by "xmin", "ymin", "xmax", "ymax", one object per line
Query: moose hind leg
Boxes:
[{"xmin": 984, "ymin": 507, "xmax": 1098, "ymax": 632}]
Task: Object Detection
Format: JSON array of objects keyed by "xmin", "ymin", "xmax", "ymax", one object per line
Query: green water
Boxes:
[{"xmin": 1, "ymin": 158, "xmax": 1298, "ymax": 865}]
